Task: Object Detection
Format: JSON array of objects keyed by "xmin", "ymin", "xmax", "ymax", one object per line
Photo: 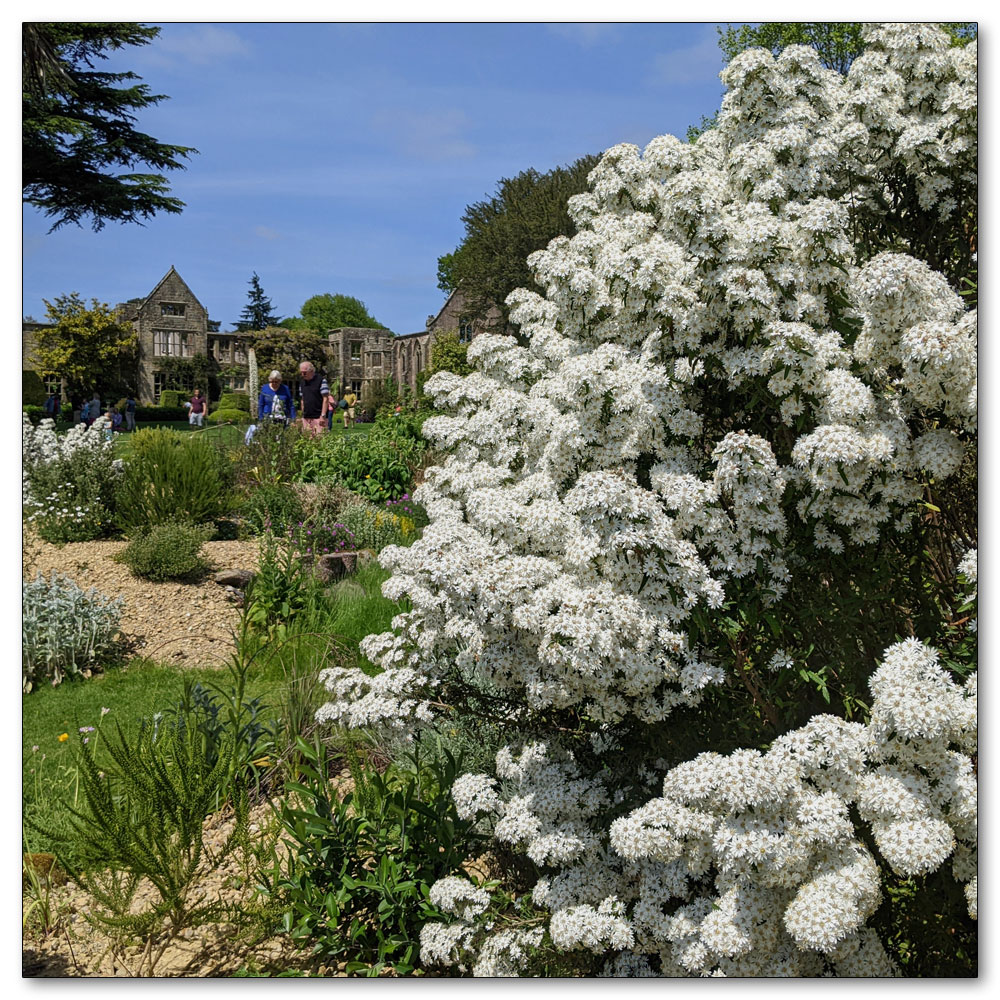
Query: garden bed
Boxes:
[{"xmin": 24, "ymin": 533, "xmax": 259, "ymax": 668}]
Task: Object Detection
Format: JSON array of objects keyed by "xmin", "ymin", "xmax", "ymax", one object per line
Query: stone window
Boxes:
[
  {"xmin": 234, "ymin": 343, "xmax": 248, "ymax": 364},
  {"xmin": 160, "ymin": 302, "xmax": 186, "ymax": 316},
  {"xmin": 227, "ymin": 376, "xmax": 247, "ymax": 391},
  {"xmin": 44, "ymin": 376, "xmax": 60, "ymax": 396},
  {"xmin": 350, "ymin": 380, "xmax": 362, "ymax": 394},
  {"xmin": 213, "ymin": 339, "xmax": 232, "ymax": 363},
  {"xmin": 153, "ymin": 329, "xmax": 193, "ymax": 357},
  {"xmin": 459, "ymin": 318, "xmax": 474, "ymax": 343},
  {"xmin": 350, "ymin": 341, "xmax": 362, "ymax": 363},
  {"xmin": 153, "ymin": 372, "xmax": 166, "ymax": 402},
  {"xmin": 369, "ymin": 351, "xmax": 382, "ymax": 366}
]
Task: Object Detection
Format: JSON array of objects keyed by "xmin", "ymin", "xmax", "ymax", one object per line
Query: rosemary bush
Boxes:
[
  {"xmin": 115, "ymin": 428, "xmax": 229, "ymax": 533},
  {"xmin": 235, "ymin": 483, "xmax": 304, "ymax": 536},
  {"xmin": 22, "ymin": 573, "xmax": 124, "ymax": 693}
]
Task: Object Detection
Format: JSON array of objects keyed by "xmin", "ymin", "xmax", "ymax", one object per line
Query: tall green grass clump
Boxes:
[{"xmin": 115, "ymin": 428, "xmax": 230, "ymax": 533}]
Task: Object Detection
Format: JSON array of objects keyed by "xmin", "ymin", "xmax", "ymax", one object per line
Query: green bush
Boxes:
[
  {"xmin": 266, "ymin": 738, "xmax": 481, "ymax": 976},
  {"xmin": 292, "ymin": 482, "xmax": 360, "ymax": 526},
  {"xmin": 23, "ymin": 369, "xmax": 49, "ymax": 406},
  {"xmin": 295, "ymin": 434, "xmax": 416, "ymax": 501},
  {"xmin": 22, "ymin": 573, "xmax": 124, "ymax": 693},
  {"xmin": 219, "ymin": 392, "xmax": 251, "ymax": 412},
  {"xmin": 208, "ymin": 407, "xmax": 250, "ymax": 425},
  {"xmin": 116, "ymin": 428, "xmax": 228, "ymax": 533},
  {"xmin": 119, "ymin": 521, "xmax": 215, "ymax": 581},
  {"xmin": 22, "ymin": 404, "xmax": 47, "ymax": 425},
  {"xmin": 236, "ymin": 484, "xmax": 305, "ymax": 536},
  {"xmin": 158, "ymin": 389, "xmax": 183, "ymax": 409},
  {"xmin": 232, "ymin": 420, "xmax": 302, "ymax": 487}
]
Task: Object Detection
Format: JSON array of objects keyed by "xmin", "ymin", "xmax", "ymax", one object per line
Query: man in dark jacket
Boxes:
[{"xmin": 297, "ymin": 361, "xmax": 330, "ymax": 437}]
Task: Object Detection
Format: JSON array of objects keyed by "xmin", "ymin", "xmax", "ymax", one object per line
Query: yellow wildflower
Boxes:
[{"xmin": 58, "ymin": 733, "xmax": 69, "ymax": 742}]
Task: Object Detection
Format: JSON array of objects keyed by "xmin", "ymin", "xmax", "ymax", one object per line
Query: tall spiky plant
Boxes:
[{"xmin": 248, "ymin": 347, "xmax": 259, "ymax": 419}]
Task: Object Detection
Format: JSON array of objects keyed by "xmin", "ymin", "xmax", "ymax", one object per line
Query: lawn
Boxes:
[{"xmin": 22, "ymin": 564, "xmax": 400, "ymax": 863}]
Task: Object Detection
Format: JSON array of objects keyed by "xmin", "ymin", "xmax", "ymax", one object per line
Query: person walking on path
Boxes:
[
  {"xmin": 343, "ymin": 388, "xmax": 357, "ymax": 429},
  {"xmin": 124, "ymin": 394, "xmax": 137, "ymax": 431},
  {"xmin": 43, "ymin": 391, "xmax": 61, "ymax": 421},
  {"xmin": 297, "ymin": 361, "xmax": 329, "ymax": 437},
  {"xmin": 189, "ymin": 388, "xmax": 206, "ymax": 427},
  {"xmin": 258, "ymin": 370, "xmax": 295, "ymax": 425}
]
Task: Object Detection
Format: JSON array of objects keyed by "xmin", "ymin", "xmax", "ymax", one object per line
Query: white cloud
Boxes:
[
  {"xmin": 141, "ymin": 25, "xmax": 252, "ymax": 67},
  {"xmin": 371, "ymin": 108, "xmax": 477, "ymax": 161},
  {"xmin": 547, "ymin": 23, "xmax": 619, "ymax": 48},
  {"xmin": 648, "ymin": 30, "xmax": 724, "ymax": 86}
]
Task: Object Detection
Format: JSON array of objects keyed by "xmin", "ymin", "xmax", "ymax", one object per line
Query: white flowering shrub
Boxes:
[
  {"xmin": 22, "ymin": 414, "xmax": 120, "ymax": 542},
  {"xmin": 319, "ymin": 24, "xmax": 977, "ymax": 977}
]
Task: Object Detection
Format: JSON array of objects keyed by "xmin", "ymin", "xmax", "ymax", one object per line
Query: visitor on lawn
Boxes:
[
  {"xmin": 43, "ymin": 391, "xmax": 61, "ymax": 420},
  {"xmin": 103, "ymin": 407, "xmax": 121, "ymax": 439},
  {"xmin": 343, "ymin": 388, "xmax": 357, "ymax": 428},
  {"xmin": 298, "ymin": 361, "xmax": 330, "ymax": 437},
  {"xmin": 189, "ymin": 388, "xmax": 206, "ymax": 427},
  {"xmin": 124, "ymin": 394, "xmax": 137, "ymax": 432},
  {"xmin": 258, "ymin": 370, "xmax": 295, "ymax": 425},
  {"xmin": 85, "ymin": 393, "xmax": 101, "ymax": 427}
]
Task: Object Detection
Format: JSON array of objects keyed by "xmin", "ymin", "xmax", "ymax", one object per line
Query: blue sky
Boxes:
[{"xmin": 22, "ymin": 22, "xmax": 730, "ymax": 335}]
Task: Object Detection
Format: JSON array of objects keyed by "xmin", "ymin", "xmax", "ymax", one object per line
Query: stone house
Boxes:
[{"xmin": 23, "ymin": 270, "xmax": 505, "ymax": 406}]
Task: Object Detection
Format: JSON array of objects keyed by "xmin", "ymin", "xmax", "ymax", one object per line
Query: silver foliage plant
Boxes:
[
  {"xmin": 318, "ymin": 24, "xmax": 977, "ymax": 976},
  {"xmin": 22, "ymin": 572, "xmax": 124, "ymax": 692}
]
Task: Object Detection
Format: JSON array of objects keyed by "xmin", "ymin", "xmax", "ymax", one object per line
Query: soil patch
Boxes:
[{"xmin": 23, "ymin": 534, "xmax": 260, "ymax": 669}]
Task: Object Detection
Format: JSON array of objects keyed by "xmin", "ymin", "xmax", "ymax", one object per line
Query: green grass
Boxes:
[
  {"xmin": 113, "ymin": 420, "xmax": 370, "ymax": 458},
  {"xmin": 22, "ymin": 564, "xmax": 405, "ymax": 859},
  {"xmin": 113, "ymin": 421, "xmax": 245, "ymax": 457}
]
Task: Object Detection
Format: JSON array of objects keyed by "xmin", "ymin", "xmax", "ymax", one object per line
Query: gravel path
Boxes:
[{"xmin": 24, "ymin": 534, "xmax": 260, "ymax": 669}]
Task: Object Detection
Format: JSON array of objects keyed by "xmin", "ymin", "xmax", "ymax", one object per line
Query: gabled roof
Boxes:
[
  {"xmin": 138, "ymin": 265, "xmax": 206, "ymax": 313},
  {"xmin": 425, "ymin": 286, "xmax": 464, "ymax": 330}
]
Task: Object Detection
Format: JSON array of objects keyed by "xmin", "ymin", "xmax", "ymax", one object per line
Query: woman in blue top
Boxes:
[{"xmin": 258, "ymin": 370, "xmax": 296, "ymax": 424}]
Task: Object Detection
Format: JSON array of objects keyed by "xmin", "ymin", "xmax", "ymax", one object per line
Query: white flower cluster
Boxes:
[
  {"xmin": 317, "ymin": 22, "xmax": 977, "ymax": 978},
  {"xmin": 423, "ymin": 640, "xmax": 975, "ymax": 976},
  {"xmin": 22, "ymin": 413, "xmax": 113, "ymax": 476},
  {"xmin": 319, "ymin": 24, "xmax": 976, "ymax": 737}
]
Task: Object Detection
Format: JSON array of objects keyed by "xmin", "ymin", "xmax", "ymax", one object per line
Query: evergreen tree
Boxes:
[
  {"xmin": 235, "ymin": 272, "xmax": 280, "ymax": 332},
  {"xmin": 437, "ymin": 154, "xmax": 599, "ymax": 336},
  {"xmin": 22, "ymin": 23, "xmax": 196, "ymax": 232}
]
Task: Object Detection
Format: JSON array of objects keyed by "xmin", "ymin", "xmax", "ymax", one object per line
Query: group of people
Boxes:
[
  {"xmin": 256, "ymin": 362, "xmax": 358, "ymax": 436},
  {"xmin": 42, "ymin": 361, "xmax": 359, "ymax": 441},
  {"xmin": 48, "ymin": 392, "xmax": 138, "ymax": 433}
]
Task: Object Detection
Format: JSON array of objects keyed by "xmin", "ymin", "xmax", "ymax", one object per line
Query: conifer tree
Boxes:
[{"xmin": 235, "ymin": 272, "xmax": 280, "ymax": 332}]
